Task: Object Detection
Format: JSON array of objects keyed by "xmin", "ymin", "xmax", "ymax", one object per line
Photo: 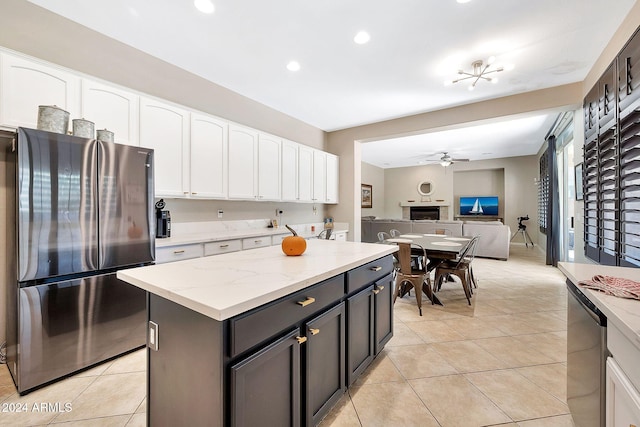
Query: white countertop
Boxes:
[
  {"xmin": 558, "ymin": 262, "xmax": 640, "ymax": 348},
  {"xmin": 118, "ymin": 240, "xmax": 397, "ymax": 321},
  {"xmin": 155, "ymin": 227, "xmax": 348, "ymax": 247}
]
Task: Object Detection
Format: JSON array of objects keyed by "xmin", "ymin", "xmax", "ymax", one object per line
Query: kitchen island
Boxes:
[{"xmin": 117, "ymin": 240, "xmax": 397, "ymax": 426}]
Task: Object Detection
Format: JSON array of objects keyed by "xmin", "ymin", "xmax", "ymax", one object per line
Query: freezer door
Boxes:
[
  {"xmin": 17, "ymin": 128, "xmax": 99, "ymax": 281},
  {"xmin": 15, "ymin": 273, "xmax": 146, "ymax": 393},
  {"xmin": 98, "ymin": 141, "xmax": 154, "ymax": 268}
]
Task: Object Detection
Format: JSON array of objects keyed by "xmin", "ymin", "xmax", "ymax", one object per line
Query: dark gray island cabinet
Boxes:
[{"xmin": 117, "ymin": 240, "xmax": 397, "ymax": 427}]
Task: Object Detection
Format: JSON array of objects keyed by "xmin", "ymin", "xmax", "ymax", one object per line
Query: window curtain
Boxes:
[{"xmin": 545, "ymin": 135, "xmax": 560, "ymax": 266}]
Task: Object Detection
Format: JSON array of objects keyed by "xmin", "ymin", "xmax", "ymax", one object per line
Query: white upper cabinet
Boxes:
[
  {"xmin": 257, "ymin": 133, "xmax": 281, "ymax": 201},
  {"xmin": 139, "ymin": 97, "xmax": 189, "ymax": 197},
  {"xmin": 281, "ymin": 139, "xmax": 298, "ymax": 202},
  {"xmin": 312, "ymin": 149, "xmax": 327, "ymax": 202},
  {"xmin": 1, "ymin": 52, "xmax": 80, "ymax": 130},
  {"xmin": 81, "ymin": 79, "xmax": 139, "ymax": 145},
  {"xmin": 190, "ymin": 113, "xmax": 228, "ymax": 199},
  {"xmin": 298, "ymin": 145, "xmax": 314, "ymax": 202},
  {"xmin": 228, "ymin": 124, "xmax": 258, "ymax": 199},
  {"xmin": 326, "ymin": 153, "xmax": 339, "ymax": 204}
]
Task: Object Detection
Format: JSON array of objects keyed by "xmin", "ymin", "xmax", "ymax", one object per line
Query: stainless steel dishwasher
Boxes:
[{"xmin": 567, "ymin": 279, "xmax": 608, "ymax": 427}]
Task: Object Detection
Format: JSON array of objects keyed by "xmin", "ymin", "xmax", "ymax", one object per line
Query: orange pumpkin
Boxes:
[{"xmin": 281, "ymin": 225, "xmax": 307, "ymax": 256}]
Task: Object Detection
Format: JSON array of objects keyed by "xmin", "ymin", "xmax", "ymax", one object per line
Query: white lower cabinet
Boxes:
[
  {"xmin": 156, "ymin": 244, "xmax": 204, "ymax": 264},
  {"xmin": 204, "ymin": 240, "xmax": 242, "ymax": 256},
  {"xmin": 1, "ymin": 52, "xmax": 80, "ymax": 130},
  {"xmin": 606, "ymin": 357, "xmax": 640, "ymax": 427},
  {"xmin": 271, "ymin": 234, "xmax": 290, "ymax": 246},
  {"xmin": 241, "ymin": 236, "xmax": 270, "ymax": 250}
]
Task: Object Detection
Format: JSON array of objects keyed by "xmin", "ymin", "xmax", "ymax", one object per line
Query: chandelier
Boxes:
[{"xmin": 447, "ymin": 56, "xmax": 504, "ymax": 91}]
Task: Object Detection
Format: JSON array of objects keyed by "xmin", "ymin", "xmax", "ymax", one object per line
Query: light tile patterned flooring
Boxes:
[{"xmin": 0, "ymin": 245, "xmax": 574, "ymax": 426}]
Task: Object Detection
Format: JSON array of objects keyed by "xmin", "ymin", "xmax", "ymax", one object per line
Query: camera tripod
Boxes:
[{"xmin": 511, "ymin": 216, "xmax": 535, "ymax": 247}]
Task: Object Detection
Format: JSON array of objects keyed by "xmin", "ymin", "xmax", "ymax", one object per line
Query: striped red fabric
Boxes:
[{"xmin": 578, "ymin": 275, "xmax": 640, "ymax": 300}]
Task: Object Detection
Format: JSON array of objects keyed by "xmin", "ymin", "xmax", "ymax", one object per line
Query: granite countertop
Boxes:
[
  {"xmin": 156, "ymin": 227, "xmax": 349, "ymax": 247},
  {"xmin": 118, "ymin": 240, "xmax": 396, "ymax": 321},
  {"xmin": 558, "ymin": 262, "xmax": 640, "ymax": 347}
]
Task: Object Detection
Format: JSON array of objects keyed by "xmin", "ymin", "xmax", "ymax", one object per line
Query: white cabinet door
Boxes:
[
  {"xmin": 606, "ymin": 357, "xmax": 640, "ymax": 427},
  {"xmin": 312, "ymin": 149, "xmax": 326, "ymax": 202},
  {"xmin": 228, "ymin": 124, "xmax": 258, "ymax": 199},
  {"xmin": 298, "ymin": 145, "xmax": 314, "ymax": 202},
  {"xmin": 191, "ymin": 113, "xmax": 228, "ymax": 199},
  {"xmin": 1, "ymin": 53, "xmax": 80, "ymax": 130},
  {"xmin": 326, "ymin": 153, "xmax": 339, "ymax": 204},
  {"xmin": 81, "ymin": 79, "xmax": 139, "ymax": 145},
  {"xmin": 140, "ymin": 97, "xmax": 189, "ymax": 197},
  {"xmin": 281, "ymin": 139, "xmax": 298, "ymax": 202},
  {"xmin": 257, "ymin": 133, "xmax": 281, "ymax": 201}
]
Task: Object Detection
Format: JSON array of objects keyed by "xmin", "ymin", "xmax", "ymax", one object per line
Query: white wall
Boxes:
[{"xmin": 360, "ymin": 162, "xmax": 386, "ymax": 218}]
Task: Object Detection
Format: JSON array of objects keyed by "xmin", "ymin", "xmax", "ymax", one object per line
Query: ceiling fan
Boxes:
[{"xmin": 421, "ymin": 152, "xmax": 470, "ymax": 167}]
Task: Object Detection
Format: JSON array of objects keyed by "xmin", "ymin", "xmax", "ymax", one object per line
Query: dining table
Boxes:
[{"xmin": 386, "ymin": 233, "xmax": 473, "ymax": 305}]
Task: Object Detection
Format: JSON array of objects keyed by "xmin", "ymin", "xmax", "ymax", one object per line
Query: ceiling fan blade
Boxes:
[{"xmin": 451, "ymin": 158, "xmax": 470, "ymax": 162}]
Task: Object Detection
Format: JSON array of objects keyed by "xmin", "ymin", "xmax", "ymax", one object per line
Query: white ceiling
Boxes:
[{"xmin": 26, "ymin": 0, "xmax": 636, "ymax": 165}]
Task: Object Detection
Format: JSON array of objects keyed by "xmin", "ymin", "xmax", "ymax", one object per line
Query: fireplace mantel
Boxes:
[{"xmin": 399, "ymin": 201, "xmax": 450, "ymax": 207}]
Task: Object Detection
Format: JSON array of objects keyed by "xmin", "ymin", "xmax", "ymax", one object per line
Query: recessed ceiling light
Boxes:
[
  {"xmin": 354, "ymin": 31, "xmax": 371, "ymax": 45},
  {"xmin": 194, "ymin": 0, "xmax": 215, "ymax": 14},
  {"xmin": 287, "ymin": 61, "xmax": 301, "ymax": 72}
]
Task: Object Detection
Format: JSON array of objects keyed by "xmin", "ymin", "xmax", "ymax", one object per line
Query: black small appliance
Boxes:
[{"xmin": 155, "ymin": 199, "xmax": 171, "ymax": 238}]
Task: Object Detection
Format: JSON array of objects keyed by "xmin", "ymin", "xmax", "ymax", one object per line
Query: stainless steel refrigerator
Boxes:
[{"xmin": 4, "ymin": 127, "xmax": 154, "ymax": 394}]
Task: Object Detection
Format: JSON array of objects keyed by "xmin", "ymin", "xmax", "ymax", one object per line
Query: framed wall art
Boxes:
[{"xmin": 361, "ymin": 183, "xmax": 373, "ymax": 208}]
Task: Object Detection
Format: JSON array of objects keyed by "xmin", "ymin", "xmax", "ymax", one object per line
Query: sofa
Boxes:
[
  {"xmin": 361, "ymin": 218, "xmax": 511, "ymax": 260},
  {"xmin": 461, "ymin": 221, "xmax": 511, "ymax": 260}
]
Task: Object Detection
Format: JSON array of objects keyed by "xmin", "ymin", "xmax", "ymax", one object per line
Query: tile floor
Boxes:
[{"xmin": 0, "ymin": 245, "xmax": 574, "ymax": 426}]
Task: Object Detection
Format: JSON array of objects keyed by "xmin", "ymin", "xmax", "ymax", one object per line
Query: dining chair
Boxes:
[
  {"xmin": 390, "ymin": 229, "xmax": 401, "ymax": 237},
  {"xmin": 377, "ymin": 231, "xmax": 391, "ymax": 243},
  {"xmin": 393, "ymin": 242, "xmax": 431, "ymax": 316},
  {"xmin": 432, "ymin": 236, "xmax": 479, "ymax": 305}
]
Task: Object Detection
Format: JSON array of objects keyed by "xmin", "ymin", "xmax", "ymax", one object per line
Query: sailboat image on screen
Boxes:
[
  {"xmin": 470, "ymin": 198, "xmax": 483, "ymax": 214},
  {"xmin": 459, "ymin": 196, "xmax": 499, "ymax": 216}
]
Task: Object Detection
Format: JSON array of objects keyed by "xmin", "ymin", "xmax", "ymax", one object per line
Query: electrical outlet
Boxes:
[{"xmin": 217, "ymin": 210, "xmax": 223, "ymax": 218}]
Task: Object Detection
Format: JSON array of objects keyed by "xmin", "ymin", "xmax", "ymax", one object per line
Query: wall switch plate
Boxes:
[
  {"xmin": 217, "ymin": 210, "xmax": 223, "ymax": 218},
  {"xmin": 148, "ymin": 321, "xmax": 159, "ymax": 351}
]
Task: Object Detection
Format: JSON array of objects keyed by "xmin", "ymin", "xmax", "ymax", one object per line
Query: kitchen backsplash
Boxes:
[{"xmin": 157, "ymin": 198, "xmax": 329, "ymax": 225}]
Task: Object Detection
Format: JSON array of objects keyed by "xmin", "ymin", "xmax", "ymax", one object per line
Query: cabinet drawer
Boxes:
[
  {"xmin": 156, "ymin": 244, "xmax": 203, "ymax": 264},
  {"xmin": 229, "ymin": 274, "xmax": 345, "ymax": 358},
  {"xmin": 608, "ymin": 322, "xmax": 640, "ymax": 392},
  {"xmin": 204, "ymin": 239, "xmax": 242, "ymax": 256},
  {"xmin": 242, "ymin": 236, "xmax": 270, "ymax": 250},
  {"xmin": 346, "ymin": 255, "xmax": 394, "ymax": 294},
  {"xmin": 271, "ymin": 234, "xmax": 289, "ymax": 246}
]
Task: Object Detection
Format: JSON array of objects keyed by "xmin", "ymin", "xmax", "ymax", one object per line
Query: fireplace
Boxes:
[{"xmin": 410, "ymin": 206, "xmax": 440, "ymax": 220}]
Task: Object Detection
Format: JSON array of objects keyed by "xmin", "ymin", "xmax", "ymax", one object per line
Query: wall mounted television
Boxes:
[{"xmin": 459, "ymin": 196, "xmax": 499, "ymax": 216}]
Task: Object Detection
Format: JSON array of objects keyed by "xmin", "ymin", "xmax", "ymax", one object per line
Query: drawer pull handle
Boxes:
[
  {"xmin": 191, "ymin": 192, "xmax": 198, "ymax": 195},
  {"xmin": 297, "ymin": 297, "xmax": 316, "ymax": 307},
  {"xmin": 296, "ymin": 336, "xmax": 307, "ymax": 344},
  {"xmin": 173, "ymin": 250, "xmax": 185, "ymax": 254},
  {"xmin": 373, "ymin": 289, "xmax": 380, "ymax": 295},
  {"xmin": 370, "ymin": 266, "xmax": 382, "ymax": 271},
  {"xmin": 255, "ymin": 240, "xmax": 262, "ymax": 243},
  {"xmin": 377, "ymin": 285, "xmax": 385, "ymax": 291},
  {"xmin": 220, "ymin": 244, "xmax": 229, "ymax": 248},
  {"xmin": 309, "ymin": 328, "xmax": 320, "ymax": 335}
]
